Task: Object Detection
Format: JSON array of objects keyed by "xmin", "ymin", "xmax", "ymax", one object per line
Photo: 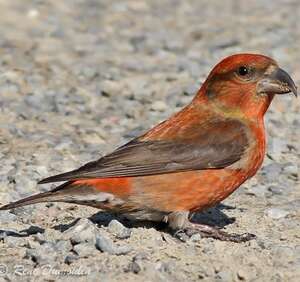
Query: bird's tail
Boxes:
[
  {"xmin": 0, "ymin": 179, "xmax": 128, "ymax": 211},
  {"xmin": 0, "ymin": 191, "xmax": 57, "ymax": 210},
  {"xmin": 0, "ymin": 182, "xmax": 74, "ymax": 210}
]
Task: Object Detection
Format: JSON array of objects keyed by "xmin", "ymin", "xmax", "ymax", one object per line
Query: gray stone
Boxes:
[
  {"xmin": 190, "ymin": 233, "xmax": 202, "ymax": 242},
  {"xmin": 150, "ymin": 101, "xmax": 168, "ymax": 112},
  {"xmin": 0, "ymin": 211, "xmax": 17, "ymax": 223},
  {"xmin": 63, "ymin": 218, "xmax": 96, "ymax": 244},
  {"xmin": 73, "ymin": 242, "xmax": 98, "ymax": 257},
  {"xmin": 266, "ymin": 208, "xmax": 290, "ymax": 219},
  {"xmin": 107, "ymin": 219, "xmax": 131, "ymax": 239},
  {"xmin": 155, "ymin": 261, "xmax": 175, "ymax": 274},
  {"xmin": 236, "ymin": 269, "xmax": 252, "ymax": 281},
  {"xmin": 125, "ymin": 261, "xmax": 141, "ymax": 274},
  {"xmin": 95, "ymin": 233, "xmax": 132, "ymax": 255},
  {"xmin": 268, "ymin": 185, "xmax": 284, "ymax": 195},
  {"xmin": 4, "ymin": 236, "xmax": 27, "ymax": 247},
  {"xmin": 133, "ymin": 252, "xmax": 149, "ymax": 262},
  {"xmin": 216, "ymin": 270, "xmax": 234, "ymax": 282},
  {"xmin": 262, "ymin": 163, "xmax": 283, "ymax": 182},
  {"xmin": 54, "ymin": 240, "xmax": 73, "ymax": 254},
  {"xmin": 283, "ymin": 163, "xmax": 298, "ymax": 177},
  {"xmin": 64, "ymin": 254, "xmax": 79, "ymax": 265},
  {"xmin": 25, "ymin": 242, "xmax": 58, "ymax": 265}
]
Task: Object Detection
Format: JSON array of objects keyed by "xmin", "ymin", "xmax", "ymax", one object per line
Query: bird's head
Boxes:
[{"xmin": 197, "ymin": 53, "xmax": 297, "ymax": 118}]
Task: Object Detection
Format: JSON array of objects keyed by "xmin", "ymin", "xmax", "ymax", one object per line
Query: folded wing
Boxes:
[{"xmin": 39, "ymin": 118, "xmax": 249, "ymax": 184}]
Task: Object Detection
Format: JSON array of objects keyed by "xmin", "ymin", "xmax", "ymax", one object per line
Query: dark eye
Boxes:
[{"xmin": 238, "ymin": 66, "xmax": 249, "ymax": 76}]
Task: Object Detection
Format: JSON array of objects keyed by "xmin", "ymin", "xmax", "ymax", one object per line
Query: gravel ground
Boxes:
[{"xmin": 0, "ymin": 0, "xmax": 299, "ymax": 281}]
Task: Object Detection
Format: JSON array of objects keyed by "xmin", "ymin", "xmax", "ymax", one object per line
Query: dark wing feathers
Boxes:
[{"xmin": 39, "ymin": 119, "xmax": 249, "ymax": 184}]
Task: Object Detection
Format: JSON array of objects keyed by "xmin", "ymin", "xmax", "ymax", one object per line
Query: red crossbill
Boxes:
[{"xmin": 1, "ymin": 54, "xmax": 297, "ymax": 242}]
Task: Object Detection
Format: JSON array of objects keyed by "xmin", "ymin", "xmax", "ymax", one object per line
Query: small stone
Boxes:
[
  {"xmin": 63, "ymin": 218, "xmax": 96, "ymax": 244},
  {"xmin": 174, "ymin": 230, "xmax": 190, "ymax": 242},
  {"xmin": 33, "ymin": 233, "xmax": 46, "ymax": 244},
  {"xmin": 247, "ymin": 184, "xmax": 269, "ymax": 197},
  {"xmin": 4, "ymin": 236, "xmax": 27, "ymax": 247},
  {"xmin": 268, "ymin": 185, "xmax": 284, "ymax": 195},
  {"xmin": 133, "ymin": 252, "xmax": 149, "ymax": 262},
  {"xmin": 151, "ymin": 101, "xmax": 168, "ymax": 112},
  {"xmin": 237, "ymin": 269, "xmax": 249, "ymax": 280},
  {"xmin": 107, "ymin": 220, "xmax": 131, "ymax": 239},
  {"xmin": 73, "ymin": 242, "xmax": 97, "ymax": 257},
  {"xmin": 155, "ymin": 261, "xmax": 175, "ymax": 274},
  {"xmin": 283, "ymin": 163, "xmax": 298, "ymax": 177},
  {"xmin": 26, "ymin": 239, "xmax": 40, "ymax": 249},
  {"xmin": 65, "ymin": 254, "xmax": 79, "ymax": 265},
  {"xmin": 183, "ymin": 84, "xmax": 199, "ymax": 96},
  {"xmin": 25, "ymin": 242, "xmax": 58, "ymax": 265},
  {"xmin": 124, "ymin": 261, "xmax": 141, "ymax": 274},
  {"xmin": 266, "ymin": 208, "xmax": 290, "ymax": 219},
  {"xmin": 216, "ymin": 270, "xmax": 234, "ymax": 282},
  {"xmin": 262, "ymin": 163, "xmax": 283, "ymax": 182},
  {"xmin": 54, "ymin": 240, "xmax": 72, "ymax": 254},
  {"xmin": 269, "ymin": 138, "xmax": 287, "ymax": 156},
  {"xmin": 95, "ymin": 233, "xmax": 132, "ymax": 255},
  {"xmin": 0, "ymin": 231, "xmax": 7, "ymax": 240},
  {"xmin": 0, "ymin": 211, "xmax": 17, "ymax": 223},
  {"xmin": 190, "ymin": 233, "xmax": 202, "ymax": 242},
  {"xmin": 272, "ymin": 245, "xmax": 296, "ymax": 262}
]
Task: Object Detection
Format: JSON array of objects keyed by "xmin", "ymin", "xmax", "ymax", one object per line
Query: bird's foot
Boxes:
[{"xmin": 174, "ymin": 222, "xmax": 256, "ymax": 243}]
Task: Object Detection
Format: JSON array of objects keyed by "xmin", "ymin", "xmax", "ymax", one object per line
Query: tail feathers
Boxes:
[
  {"xmin": 0, "ymin": 182, "xmax": 124, "ymax": 211},
  {"xmin": 0, "ymin": 191, "xmax": 60, "ymax": 210},
  {"xmin": 0, "ymin": 182, "xmax": 74, "ymax": 210}
]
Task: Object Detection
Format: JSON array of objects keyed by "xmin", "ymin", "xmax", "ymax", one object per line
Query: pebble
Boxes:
[
  {"xmin": 267, "ymin": 185, "xmax": 284, "ymax": 195},
  {"xmin": 73, "ymin": 242, "xmax": 98, "ymax": 257},
  {"xmin": 25, "ymin": 242, "xmax": 58, "ymax": 265},
  {"xmin": 95, "ymin": 233, "xmax": 132, "ymax": 255},
  {"xmin": 237, "ymin": 269, "xmax": 251, "ymax": 281},
  {"xmin": 246, "ymin": 185, "xmax": 268, "ymax": 198},
  {"xmin": 133, "ymin": 252, "xmax": 149, "ymax": 262},
  {"xmin": 64, "ymin": 254, "xmax": 79, "ymax": 265},
  {"xmin": 261, "ymin": 163, "xmax": 283, "ymax": 183},
  {"xmin": 107, "ymin": 219, "xmax": 132, "ymax": 239},
  {"xmin": 216, "ymin": 270, "xmax": 234, "ymax": 282},
  {"xmin": 283, "ymin": 163, "xmax": 298, "ymax": 177},
  {"xmin": 4, "ymin": 236, "xmax": 27, "ymax": 247},
  {"xmin": 62, "ymin": 218, "xmax": 96, "ymax": 244},
  {"xmin": 155, "ymin": 261, "xmax": 175, "ymax": 273},
  {"xmin": 190, "ymin": 233, "xmax": 202, "ymax": 242},
  {"xmin": 54, "ymin": 240, "xmax": 73, "ymax": 254},
  {"xmin": 124, "ymin": 261, "xmax": 141, "ymax": 274},
  {"xmin": 0, "ymin": 211, "xmax": 17, "ymax": 223},
  {"xmin": 150, "ymin": 101, "xmax": 168, "ymax": 112},
  {"xmin": 266, "ymin": 208, "xmax": 290, "ymax": 219}
]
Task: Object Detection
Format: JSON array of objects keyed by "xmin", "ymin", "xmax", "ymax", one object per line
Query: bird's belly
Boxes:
[{"xmin": 132, "ymin": 166, "xmax": 260, "ymax": 212}]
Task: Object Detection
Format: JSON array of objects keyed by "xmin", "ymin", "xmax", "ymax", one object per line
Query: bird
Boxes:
[{"xmin": 1, "ymin": 53, "xmax": 297, "ymax": 242}]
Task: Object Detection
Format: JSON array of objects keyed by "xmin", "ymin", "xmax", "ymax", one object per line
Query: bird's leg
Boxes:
[
  {"xmin": 176, "ymin": 221, "xmax": 256, "ymax": 243},
  {"xmin": 166, "ymin": 211, "xmax": 255, "ymax": 243}
]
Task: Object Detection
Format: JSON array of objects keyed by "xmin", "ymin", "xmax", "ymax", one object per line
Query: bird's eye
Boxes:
[
  {"xmin": 238, "ymin": 66, "xmax": 249, "ymax": 76},
  {"xmin": 235, "ymin": 66, "xmax": 255, "ymax": 81}
]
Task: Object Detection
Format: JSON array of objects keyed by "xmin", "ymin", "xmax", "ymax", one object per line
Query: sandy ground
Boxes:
[{"xmin": 0, "ymin": 0, "xmax": 299, "ymax": 281}]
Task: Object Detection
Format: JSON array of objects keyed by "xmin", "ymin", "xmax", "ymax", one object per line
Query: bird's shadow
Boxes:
[
  {"xmin": 0, "ymin": 225, "xmax": 45, "ymax": 238},
  {"xmin": 88, "ymin": 203, "xmax": 237, "ymax": 230},
  {"xmin": 0, "ymin": 203, "xmax": 237, "ymax": 238},
  {"xmin": 190, "ymin": 203, "xmax": 236, "ymax": 228}
]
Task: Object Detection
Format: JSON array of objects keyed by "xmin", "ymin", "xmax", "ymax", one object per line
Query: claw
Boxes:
[
  {"xmin": 173, "ymin": 229, "xmax": 190, "ymax": 242},
  {"xmin": 172, "ymin": 222, "xmax": 256, "ymax": 243}
]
